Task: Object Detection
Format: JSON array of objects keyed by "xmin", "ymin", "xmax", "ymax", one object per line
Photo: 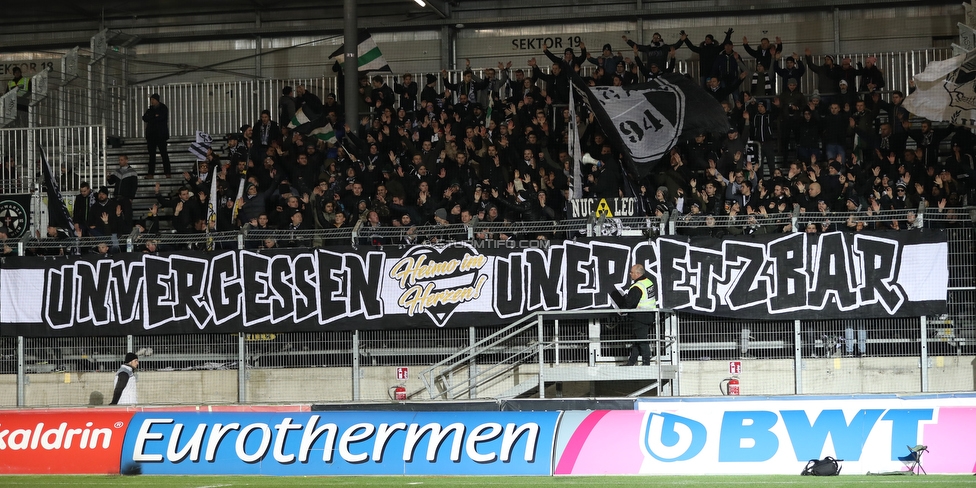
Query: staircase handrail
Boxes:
[{"xmin": 419, "ymin": 308, "xmax": 674, "ymax": 399}]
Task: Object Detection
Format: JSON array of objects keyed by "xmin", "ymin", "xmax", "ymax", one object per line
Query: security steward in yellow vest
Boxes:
[
  {"xmin": 625, "ymin": 264, "xmax": 657, "ymax": 366},
  {"xmin": 6, "ymin": 67, "xmax": 30, "ymax": 127}
]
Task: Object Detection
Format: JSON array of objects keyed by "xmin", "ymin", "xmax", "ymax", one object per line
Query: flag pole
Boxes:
[
  {"xmin": 343, "ymin": 0, "xmax": 359, "ymax": 134},
  {"xmin": 569, "ymin": 84, "xmax": 583, "ymax": 200}
]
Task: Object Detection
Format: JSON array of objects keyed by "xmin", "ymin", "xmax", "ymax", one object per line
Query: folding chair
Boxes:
[{"xmin": 904, "ymin": 445, "xmax": 928, "ymax": 475}]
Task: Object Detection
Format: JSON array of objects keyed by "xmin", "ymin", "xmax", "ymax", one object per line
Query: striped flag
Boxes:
[
  {"xmin": 328, "ymin": 30, "xmax": 392, "ymax": 73},
  {"xmin": 310, "ymin": 123, "xmax": 337, "ymax": 144},
  {"xmin": 288, "ymin": 106, "xmax": 335, "ymax": 144},
  {"xmin": 287, "ymin": 107, "xmax": 315, "ymax": 130},
  {"xmin": 189, "ymin": 130, "xmax": 212, "ymax": 161}
]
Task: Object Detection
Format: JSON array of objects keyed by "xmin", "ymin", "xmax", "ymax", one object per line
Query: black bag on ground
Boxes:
[{"xmin": 801, "ymin": 456, "xmax": 842, "ymax": 476}]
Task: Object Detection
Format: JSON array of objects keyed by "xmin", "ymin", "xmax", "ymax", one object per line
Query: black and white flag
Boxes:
[
  {"xmin": 39, "ymin": 147, "xmax": 73, "ymax": 233},
  {"xmin": 188, "ymin": 130, "xmax": 212, "ymax": 161},
  {"xmin": 572, "ymin": 73, "xmax": 728, "ymax": 177},
  {"xmin": 904, "ymin": 49, "xmax": 976, "ymax": 126}
]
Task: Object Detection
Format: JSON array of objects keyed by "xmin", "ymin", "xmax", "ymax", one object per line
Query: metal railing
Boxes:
[
  {"xmin": 9, "ymin": 47, "xmax": 952, "ymax": 139},
  {"xmin": 6, "ymin": 205, "xmax": 971, "ymax": 257},
  {"xmin": 0, "ymin": 124, "xmax": 106, "ymax": 201},
  {"xmin": 5, "ymin": 308, "xmax": 971, "ymax": 407},
  {"xmin": 0, "ymin": 189, "xmax": 972, "ymax": 408},
  {"xmin": 417, "ymin": 309, "xmax": 679, "ymax": 401},
  {"xmin": 115, "ymin": 47, "xmax": 946, "ymax": 139}
]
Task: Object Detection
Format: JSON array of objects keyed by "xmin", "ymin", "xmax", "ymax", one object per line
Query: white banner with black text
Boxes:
[{"xmin": 0, "ymin": 231, "xmax": 948, "ymax": 336}]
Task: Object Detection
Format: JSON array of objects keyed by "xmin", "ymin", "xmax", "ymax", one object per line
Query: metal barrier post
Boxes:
[
  {"xmin": 238, "ymin": 332, "xmax": 246, "ymax": 403},
  {"xmin": 672, "ymin": 313, "xmax": 681, "ymax": 396},
  {"xmin": 16, "ymin": 336, "xmax": 25, "ymax": 407},
  {"xmin": 127, "ymin": 335, "xmax": 134, "ymax": 355},
  {"xmin": 468, "ymin": 326, "xmax": 477, "ymax": 399},
  {"xmin": 352, "ymin": 329, "xmax": 361, "ymax": 401},
  {"xmin": 554, "ymin": 319, "xmax": 560, "ymax": 365},
  {"xmin": 655, "ymin": 310, "xmax": 661, "ymax": 395},
  {"xmin": 126, "ymin": 228, "xmax": 138, "ymax": 253},
  {"xmin": 920, "ymin": 316, "xmax": 928, "ymax": 393},
  {"xmin": 537, "ymin": 314, "xmax": 545, "ymax": 399},
  {"xmin": 794, "ymin": 319, "xmax": 802, "ymax": 394}
]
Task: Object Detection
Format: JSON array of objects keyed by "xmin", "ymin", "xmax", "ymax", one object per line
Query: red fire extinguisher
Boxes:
[
  {"xmin": 720, "ymin": 377, "xmax": 740, "ymax": 396},
  {"xmin": 389, "ymin": 385, "xmax": 407, "ymax": 401}
]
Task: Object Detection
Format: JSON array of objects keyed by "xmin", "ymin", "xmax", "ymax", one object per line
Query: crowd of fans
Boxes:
[{"xmin": 11, "ymin": 29, "xmax": 976, "ymax": 256}]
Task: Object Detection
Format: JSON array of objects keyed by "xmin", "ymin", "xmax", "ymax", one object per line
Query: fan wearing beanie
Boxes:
[{"xmin": 110, "ymin": 352, "xmax": 139, "ymax": 405}]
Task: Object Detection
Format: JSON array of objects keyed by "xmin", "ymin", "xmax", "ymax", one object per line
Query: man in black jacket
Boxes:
[
  {"xmin": 624, "ymin": 32, "xmax": 682, "ymax": 70},
  {"xmin": 142, "ymin": 94, "xmax": 171, "ymax": 178},
  {"xmin": 107, "ymin": 155, "xmax": 138, "ymax": 231},
  {"xmin": 72, "ymin": 182, "xmax": 93, "ymax": 237},
  {"xmin": 110, "ymin": 352, "xmax": 139, "ymax": 405},
  {"xmin": 253, "ymin": 110, "xmax": 280, "ymax": 151},
  {"xmin": 156, "ymin": 184, "xmax": 202, "ymax": 234},
  {"xmin": 535, "ymin": 46, "xmax": 571, "ymax": 104},
  {"xmin": 295, "ymin": 84, "xmax": 324, "ymax": 115},
  {"xmin": 683, "ymin": 29, "xmax": 734, "ymax": 87}
]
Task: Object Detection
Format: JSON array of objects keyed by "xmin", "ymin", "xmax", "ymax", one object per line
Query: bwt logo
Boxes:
[
  {"xmin": 640, "ymin": 412, "xmax": 706, "ymax": 461},
  {"xmin": 640, "ymin": 408, "xmax": 935, "ymax": 463}
]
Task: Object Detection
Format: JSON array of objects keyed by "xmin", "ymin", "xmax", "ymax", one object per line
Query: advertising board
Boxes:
[
  {"xmin": 119, "ymin": 411, "xmax": 559, "ymax": 475},
  {"xmin": 553, "ymin": 395, "xmax": 976, "ymax": 475},
  {"xmin": 0, "ymin": 410, "xmax": 133, "ymax": 474}
]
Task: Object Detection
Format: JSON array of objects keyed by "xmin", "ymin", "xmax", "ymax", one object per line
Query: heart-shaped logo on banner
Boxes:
[{"xmin": 389, "ymin": 242, "xmax": 489, "ymax": 327}]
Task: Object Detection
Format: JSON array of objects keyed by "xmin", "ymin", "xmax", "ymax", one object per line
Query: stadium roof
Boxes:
[{"xmin": 0, "ymin": 0, "xmax": 960, "ymax": 52}]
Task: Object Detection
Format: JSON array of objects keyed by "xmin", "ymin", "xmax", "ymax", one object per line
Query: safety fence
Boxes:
[
  {"xmin": 5, "ymin": 47, "xmax": 954, "ymax": 139},
  {"xmin": 119, "ymin": 48, "xmax": 951, "ymax": 139},
  {"xmin": 4, "ymin": 203, "xmax": 970, "ymax": 254},
  {"xmin": 0, "ymin": 207, "xmax": 972, "ymax": 407},
  {"xmin": 2, "ymin": 308, "xmax": 971, "ymax": 407},
  {"xmin": 0, "ymin": 125, "xmax": 106, "ymax": 195}
]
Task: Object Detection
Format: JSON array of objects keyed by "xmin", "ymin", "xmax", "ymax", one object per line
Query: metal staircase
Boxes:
[{"xmin": 417, "ymin": 309, "xmax": 680, "ymax": 400}]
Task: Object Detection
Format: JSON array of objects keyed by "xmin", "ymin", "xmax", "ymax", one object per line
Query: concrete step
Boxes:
[
  {"xmin": 106, "ymin": 136, "xmax": 206, "ymax": 231},
  {"xmin": 496, "ymin": 377, "xmax": 540, "ymax": 399}
]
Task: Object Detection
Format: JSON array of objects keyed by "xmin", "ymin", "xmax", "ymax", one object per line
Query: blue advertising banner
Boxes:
[{"xmin": 120, "ymin": 411, "xmax": 559, "ymax": 475}]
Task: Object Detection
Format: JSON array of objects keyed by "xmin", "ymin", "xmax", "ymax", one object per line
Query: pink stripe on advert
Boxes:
[
  {"xmin": 555, "ymin": 410, "xmax": 609, "ymax": 474},
  {"xmin": 555, "ymin": 410, "xmax": 646, "ymax": 474},
  {"xmin": 922, "ymin": 407, "xmax": 976, "ymax": 474}
]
